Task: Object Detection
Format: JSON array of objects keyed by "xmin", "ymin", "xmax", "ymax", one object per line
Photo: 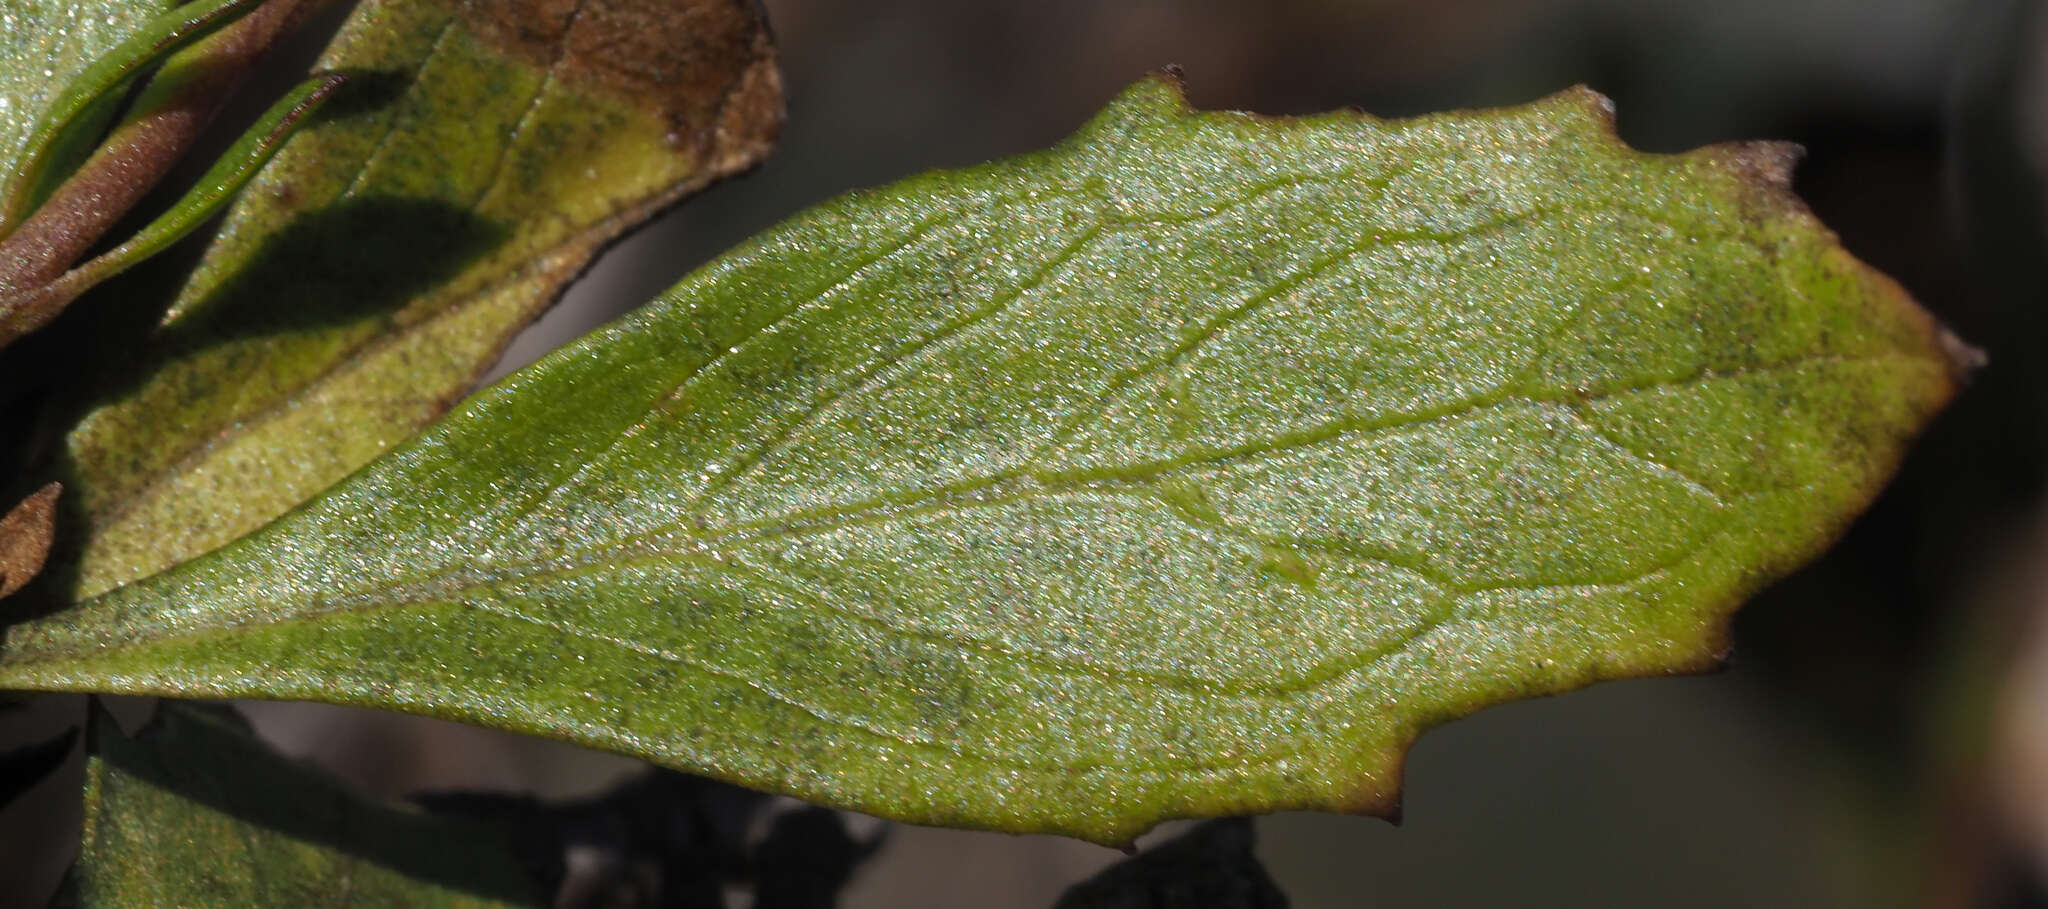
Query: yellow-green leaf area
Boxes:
[
  {"xmin": 53, "ymin": 0, "xmax": 780, "ymax": 596},
  {"xmin": 75, "ymin": 703, "xmax": 539, "ymax": 907},
  {"xmin": 0, "ymin": 77, "xmax": 1963, "ymax": 844}
]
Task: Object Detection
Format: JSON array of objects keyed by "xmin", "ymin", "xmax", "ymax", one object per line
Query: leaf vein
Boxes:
[
  {"xmin": 484, "ymin": 213, "xmax": 959, "ymax": 537},
  {"xmin": 685, "ymin": 217, "xmax": 1109, "ymax": 519},
  {"xmin": 1561, "ymin": 404, "xmax": 1732, "ymax": 505},
  {"xmin": 459, "ymin": 594, "xmax": 1216, "ymax": 773},
  {"xmin": 542, "ymin": 350, "xmax": 1915, "ymax": 567},
  {"xmin": 338, "ymin": 17, "xmax": 458, "ymax": 199}
]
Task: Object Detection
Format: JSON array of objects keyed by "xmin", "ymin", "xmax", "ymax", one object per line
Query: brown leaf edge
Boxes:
[{"xmin": 0, "ymin": 483, "xmax": 61, "ymax": 600}]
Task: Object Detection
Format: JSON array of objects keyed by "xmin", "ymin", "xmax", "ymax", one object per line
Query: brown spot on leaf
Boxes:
[
  {"xmin": 1688, "ymin": 139, "xmax": 1810, "ymax": 240},
  {"xmin": 0, "ymin": 483, "xmax": 61, "ymax": 600},
  {"xmin": 1724, "ymin": 139, "xmax": 1803, "ymax": 190},
  {"xmin": 459, "ymin": 0, "xmax": 781, "ymax": 150}
]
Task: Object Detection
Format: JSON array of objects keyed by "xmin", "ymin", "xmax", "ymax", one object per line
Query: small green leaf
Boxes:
[
  {"xmin": 39, "ymin": 0, "xmax": 782, "ymax": 597},
  {"xmin": 75, "ymin": 701, "xmax": 541, "ymax": 907},
  {"xmin": 0, "ymin": 78, "xmax": 1965, "ymax": 843},
  {"xmin": 105, "ymin": 74, "xmax": 346, "ymax": 269}
]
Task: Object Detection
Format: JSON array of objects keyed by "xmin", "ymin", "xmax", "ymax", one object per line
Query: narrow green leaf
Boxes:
[
  {"xmin": 75, "ymin": 701, "xmax": 542, "ymax": 907},
  {"xmin": 40, "ymin": 0, "xmax": 783, "ymax": 597},
  {"xmin": 0, "ymin": 78, "xmax": 1965, "ymax": 843},
  {"xmin": 0, "ymin": 73, "xmax": 344, "ymax": 347},
  {"xmin": 0, "ymin": 0, "xmax": 270, "ymax": 232},
  {"xmin": 96, "ymin": 73, "xmax": 346, "ymax": 273}
]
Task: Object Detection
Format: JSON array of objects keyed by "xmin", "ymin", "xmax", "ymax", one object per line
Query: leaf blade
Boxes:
[{"xmin": 0, "ymin": 78, "xmax": 1964, "ymax": 843}]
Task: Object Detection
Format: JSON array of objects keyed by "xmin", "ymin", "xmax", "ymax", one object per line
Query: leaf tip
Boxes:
[
  {"xmin": 1516, "ymin": 84, "xmax": 1624, "ymax": 146},
  {"xmin": 1558, "ymin": 84, "xmax": 1620, "ymax": 125},
  {"xmin": 0, "ymin": 482, "xmax": 62, "ymax": 600},
  {"xmin": 1814, "ymin": 239, "xmax": 1981, "ymax": 395},
  {"xmin": 1939, "ymin": 325, "xmax": 1990, "ymax": 381},
  {"xmin": 1724, "ymin": 139, "xmax": 1806, "ymax": 190},
  {"xmin": 1684, "ymin": 136, "xmax": 1979, "ymax": 397},
  {"xmin": 1345, "ymin": 784, "xmax": 1403, "ymax": 826},
  {"xmin": 1684, "ymin": 139, "xmax": 1812, "ymax": 221},
  {"xmin": 1085, "ymin": 69, "xmax": 1196, "ymax": 133},
  {"xmin": 1318, "ymin": 744, "xmax": 1409, "ymax": 826}
]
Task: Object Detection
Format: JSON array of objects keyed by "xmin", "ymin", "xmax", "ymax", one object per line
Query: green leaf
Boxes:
[
  {"xmin": 34, "ymin": 0, "xmax": 782, "ymax": 597},
  {"xmin": 1053, "ymin": 819, "xmax": 1286, "ymax": 909},
  {"xmin": 74, "ymin": 701, "xmax": 542, "ymax": 907},
  {"xmin": 0, "ymin": 77, "xmax": 1965, "ymax": 843}
]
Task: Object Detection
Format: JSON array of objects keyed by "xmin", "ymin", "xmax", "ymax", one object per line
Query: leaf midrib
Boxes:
[{"xmin": 25, "ymin": 348, "xmax": 1918, "ymax": 687}]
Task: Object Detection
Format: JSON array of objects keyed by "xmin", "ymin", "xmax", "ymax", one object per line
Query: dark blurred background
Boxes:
[{"xmin": 12, "ymin": 0, "xmax": 2048, "ymax": 905}]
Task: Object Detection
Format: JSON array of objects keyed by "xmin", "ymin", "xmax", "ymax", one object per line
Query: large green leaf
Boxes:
[
  {"xmin": 31, "ymin": 0, "xmax": 781, "ymax": 596},
  {"xmin": 0, "ymin": 77, "xmax": 1963, "ymax": 843},
  {"xmin": 73, "ymin": 701, "xmax": 541, "ymax": 907}
]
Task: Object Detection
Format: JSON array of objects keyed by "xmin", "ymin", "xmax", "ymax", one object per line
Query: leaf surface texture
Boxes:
[{"xmin": 0, "ymin": 78, "xmax": 1962, "ymax": 842}]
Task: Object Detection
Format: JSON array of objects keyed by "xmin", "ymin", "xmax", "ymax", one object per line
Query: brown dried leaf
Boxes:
[{"xmin": 0, "ymin": 483, "xmax": 59, "ymax": 599}]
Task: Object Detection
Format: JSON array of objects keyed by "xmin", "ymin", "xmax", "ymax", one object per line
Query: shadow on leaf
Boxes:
[
  {"xmin": 0, "ymin": 194, "xmax": 506, "ymax": 623},
  {"xmin": 84, "ymin": 700, "xmax": 543, "ymax": 905}
]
